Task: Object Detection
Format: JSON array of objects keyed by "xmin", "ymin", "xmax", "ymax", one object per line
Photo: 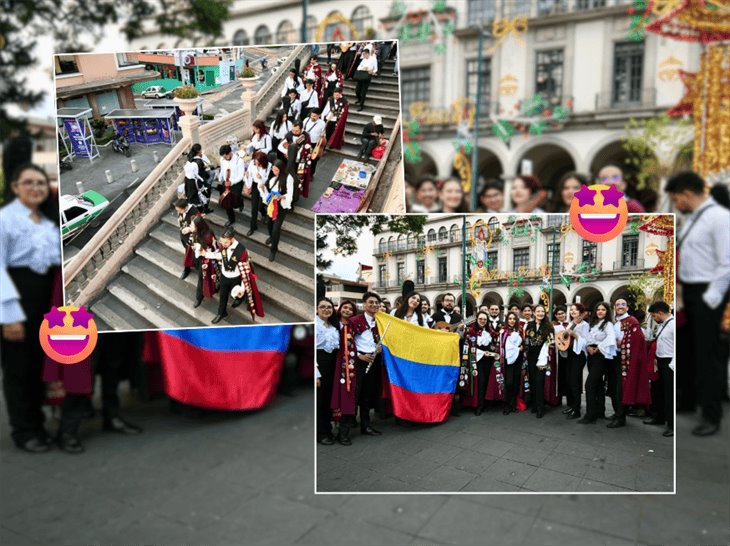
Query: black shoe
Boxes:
[
  {"xmin": 180, "ymin": 269, "xmax": 190, "ymax": 280},
  {"xmin": 692, "ymin": 422, "xmax": 720, "ymax": 436},
  {"xmin": 193, "ymin": 298, "xmax": 203, "ymax": 308},
  {"xmin": 643, "ymin": 417, "xmax": 665, "ymax": 426},
  {"xmin": 607, "ymin": 417, "xmax": 626, "ymax": 428},
  {"xmin": 577, "ymin": 417, "xmax": 597, "ymax": 424},
  {"xmin": 318, "ymin": 435, "xmax": 335, "ymax": 445},
  {"xmin": 231, "ymin": 297, "xmax": 243, "ymax": 308},
  {"xmin": 57, "ymin": 432, "xmax": 85, "ymax": 454},
  {"xmin": 626, "ymin": 408, "xmax": 645, "ymax": 418},
  {"xmin": 337, "ymin": 430, "xmax": 352, "ymax": 446},
  {"xmin": 224, "ymin": 220, "xmax": 233, "ymax": 227},
  {"xmin": 531, "ymin": 407, "xmax": 537, "ymax": 413},
  {"xmin": 103, "ymin": 416, "xmax": 142, "ymax": 435},
  {"xmin": 246, "ymin": 228, "xmax": 256, "ymax": 236},
  {"xmin": 502, "ymin": 407, "xmax": 511, "ymax": 415},
  {"xmin": 265, "ymin": 237, "xmax": 272, "ymax": 245},
  {"xmin": 536, "ymin": 409, "xmax": 545, "ymax": 419},
  {"xmin": 361, "ymin": 426, "xmax": 381, "ymax": 436},
  {"xmin": 566, "ymin": 411, "xmax": 580, "ymax": 420},
  {"xmin": 357, "ymin": 105, "xmax": 364, "ymax": 111},
  {"xmin": 474, "ymin": 407, "xmax": 483, "ymax": 416},
  {"xmin": 268, "ymin": 250, "xmax": 276, "ymax": 262},
  {"xmin": 662, "ymin": 428, "xmax": 674, "ymax": 437},
  {"xmin": 18, "ymin": 437, "xmax": 51, "ymax": 454},
  {"xmin": 562, "ymin": 407, "xmax": 574, "ymax": 414},
  {"xmin": 211, "ymin": 313, "xmax": 227, "ymax": 324}
]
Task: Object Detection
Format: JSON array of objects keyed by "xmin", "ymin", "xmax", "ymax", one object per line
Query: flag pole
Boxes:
[{"xmin": 461, "ymin": 214, "xmax": 467, "ymax": 317}]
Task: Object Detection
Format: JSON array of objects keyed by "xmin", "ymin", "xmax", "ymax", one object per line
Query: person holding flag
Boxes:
[{"xmin": 259, "ymin": 160, "xmax": 293, "ymax": 262}]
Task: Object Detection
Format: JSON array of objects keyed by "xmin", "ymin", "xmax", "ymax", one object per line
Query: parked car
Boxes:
[
  {"xmin": 141, "ymin": 85, "xmax": 171, "ymax": 99},
  {"xmin": 60, "ymin": 191, "xmax": 110, "ymax": 240}
]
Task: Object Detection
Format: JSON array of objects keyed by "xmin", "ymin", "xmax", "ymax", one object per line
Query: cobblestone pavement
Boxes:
[
  {"xmin": 1, "ymin": 386, "xmax": 727, "ymax": 545},
  {"xmin": 317, "ymin": 403, "xmax": 674, "ymax": 494}
]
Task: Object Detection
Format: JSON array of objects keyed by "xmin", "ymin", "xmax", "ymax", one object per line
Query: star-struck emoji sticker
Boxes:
[
  {"xmin": 574, "ymin": 185, "xmax": 597, "ymax": 207},
  {"xmin": 601, "ymin": 185, "xmax": 624, "ymax": 207},
  {"xmin": 44, "ymin": 307, "xmax": 66, "ymax": 328},
  {"xmin": 70, "ymin": 306, "xmax": 94, "ymax": 328}
]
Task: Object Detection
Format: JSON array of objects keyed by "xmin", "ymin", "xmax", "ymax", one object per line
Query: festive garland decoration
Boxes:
[
  {"xmin": 558, "ymin": 261, "xmax": 600, "ymax": 290},
  {"xmin": 645, "ymin": 0, "xmax": 730, "ymax": 42},
  {"xmin": 389, "ymin": 1, "xmax": 455, "ymax": 55},
  {"xmin": 487, "ymin": 16, "xmax": 528, "ymax": 54},
  {"xmin": 403, "ymin": 119, "xmax": 423, "ymax": 163},
  {"xmin": 491, "ymin": 95, "xmax": 572, "ymax": 144},
  {"xmin": 638, "ymin": 215, "xmax": 675, "ymax": 304},
  {"xmin": 315, "ymin": 13, "xmax": 359, "ymax": 42}
]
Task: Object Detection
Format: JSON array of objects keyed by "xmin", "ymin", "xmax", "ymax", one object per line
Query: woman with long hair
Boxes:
[
  {"xmin": 315, "ymin": 297, "xmax": 339, "ymax": 445},
  {"xmin": 244, "ymin": 151, "xmax": 271, "ymax": 237},
  {"xmin": 499, "ymin": 312, "xmax": 524, "ymax": 414},
  {"xmin": 331, "ymin": 299, "xmax": 358, "ymax": 445},
  {"xmin": 269, "ymin": 110, "xmax": 292, "ymax": 160},
  {"xmin": 511, "ymin": 174, "xmax": 546, "ymax": 213},
  {"xmin": 392, "ymin": 291, "xmax": 425, "ymax": 326},
  {"xmin": 524, "ymin": 304, "xmax": 556, "ymax": 418},
  {"xmin": 190, "ymin": 216, "xmax": 219, "ymax": 308},
  {"xmin": 1, "ymin": 164, "xmax": 61, "ymax": 453},
  {"xmin": 579, "ymin": 302, "xmax": 617, "ymax": 424},
  {"xmin": 462, "ymin": 311, "xmax": 494, "ymax": 415},
  {"xmin": 321, "ymin": 62, "xmax": 344, "ymax": 104},
  {"xmin": 259, "ymin": 159, "xmax": 294, "ymax": 262},
  {"xmin": 438, "ymin": 178, "xmax": 468, "ymax": 213},
  {"xmin": 247, "ymin": 120, "xmax": 272, "ymax": 157},
  {"xmin": 562, "ymin": 303, "xmax": 590, "ymax": 419},
  {"xmin": 551, "ymin": 172, "xmax": 589, "ymax": 213}
]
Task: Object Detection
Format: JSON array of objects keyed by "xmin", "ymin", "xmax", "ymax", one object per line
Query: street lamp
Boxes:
[
  {"xmin": 470, "ymin": 23, "xmax": 490, "ymax": 211},
  {"xmin": 301, "ymin": 0, "xmax": 309, "ymax": 43}
]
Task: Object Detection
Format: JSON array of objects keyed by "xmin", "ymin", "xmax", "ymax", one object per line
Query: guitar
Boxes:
[
  {"xmin": 311, "ymin": 132, "xmax": 326, "ymax": 160},
  {"xmin": 218, "ymin": 167, "xmax": 231, "ymax": 206},
  {"xmin": 556, "ymin": 323, "xmax": 576, "ymax": 353}
]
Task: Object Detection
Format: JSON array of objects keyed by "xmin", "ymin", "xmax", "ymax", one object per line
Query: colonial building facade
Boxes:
[{"xmin": 371, "ymin": 213, "xmax": 668, "ymax": 316}]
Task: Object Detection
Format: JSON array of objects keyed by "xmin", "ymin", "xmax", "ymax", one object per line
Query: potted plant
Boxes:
[
  {"xmin": 173, "ymin": 84, "xmax": 200, "ymax": 117},
  {"xmin": 237, "ymin": 67, "xmax": 259, "ymax": 93},
  {"xmin": 90, "ymin": 117, "xmax": 107, "ymax": 138}
]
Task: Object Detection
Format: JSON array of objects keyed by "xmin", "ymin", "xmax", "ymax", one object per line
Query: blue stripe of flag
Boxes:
[
  {"xmin": 382, "ymin": 346, "xmax": 459, "ymax": 395},
  {"xmin": 163, "ymin": 326, "xmax": 292, "ymax": 352}
]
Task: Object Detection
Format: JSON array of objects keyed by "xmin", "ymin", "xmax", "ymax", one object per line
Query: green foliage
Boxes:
[
  {"xmin": 238, "ymin": 67, "xmax": 257, "ymax": 78},
  {"xmin": 174, "ymin": 84, "xmax": 200, "ymax": 99},
  {"xmin": 622, "ymin": 114, "xmax": 693, "ymax": 192},
  {"xmin": 90, "ymin": 118, "xmax": 107, "ymax": 131},
  {"xmin": 316, "ymin": 215, "xmax": 427, "ymax": 271},
  {"xmin": 628, "ymin": 272, "xmax": 664, "ymax": 311}
]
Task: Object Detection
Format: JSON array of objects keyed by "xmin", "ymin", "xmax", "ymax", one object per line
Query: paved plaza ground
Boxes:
[
  {"xmin": 1, "ymin": 385, "xmax": 727, "ymax": 545},
  {"xmin": 317, "ymin": 403, "xmax": 675, "ymax": 494}
]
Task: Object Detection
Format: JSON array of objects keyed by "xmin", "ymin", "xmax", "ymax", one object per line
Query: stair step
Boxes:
[{"xmin": 91, "ymin": 295, "xmax": 157, "ymax": 331}]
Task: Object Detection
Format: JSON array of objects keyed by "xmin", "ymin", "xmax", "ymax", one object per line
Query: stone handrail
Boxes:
[
  {"xmin": 251, "ymin": 44, "xmax": 310, "ymax": 120},
  {"xmin": 358, "ymin": 113, "xmax": 402, "ymax": 212},
  {"xmin": 199, "ymin": 108, "xmax": 251, "ymax": 155},
  {"xmin": 64, "ymin": 136, "xmax": 192, "ymax": 305}
]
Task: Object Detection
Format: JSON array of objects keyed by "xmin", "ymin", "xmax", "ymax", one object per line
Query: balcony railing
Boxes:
[
  {"xmin": 465, "ymin": 0, "xmax": 630, "ymax": 24},
  {"xmin": 595, "ymin": 88, "xmax": 656, "ymax": 111}
]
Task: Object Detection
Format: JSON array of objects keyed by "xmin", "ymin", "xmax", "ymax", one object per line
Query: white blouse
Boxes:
[
  {"xmin": 389, "ymin": 308, "xmax": 427, "ymax": 327},
  {"xmin": 270, "ymin": 120, "xmax": 292, "ymax": 140},
  {"xmin": 260, "ymin": 174, "xmax": 294, "ymax": 210},
  {"xmin": 315, "ymin": 316, "xmax": 339, "ymax": 353},
  {"xmin": 473, "ymin": 329, "xmax": 492, "ymax": 361},
  {"xmin": 571, "ymin": 321, "xmax": 590, "ymax": 356},
  {"xmin": 504, "ymin": 331, "xmax": 522, "ymax": 365},
  {"xmin": 245, "ymin": 162, "xmax": 271, "ymax": 190},
  {"xmin": 587, "ymin": 320, "xmax": 618, "ymax": 359}
]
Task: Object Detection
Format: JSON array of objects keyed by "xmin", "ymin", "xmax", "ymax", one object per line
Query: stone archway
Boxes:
[
  {"xmin": 405, "ymin": 151, "xmax": 438, "ymax": 185},
  {"xmin": 481, "ymin": 291, "xmax": 504, "ymax": 309},
  {"xmin": 457, "ymin": 293, "xmax": 477, "ymax": 318},
  {"xmin": 508, "ymin": 291, "xmax": 534, "ymax": 309},
  {"xmin": 515, "ymin": 143, "xmax": 577, "ymax": 203},
  {"xmin": 453, "ymin": 147, "xmax": 505, "ymax": 185},
  {"xmin": 573, "ymin": 285, "xmax": 605, "ymax": 312}
]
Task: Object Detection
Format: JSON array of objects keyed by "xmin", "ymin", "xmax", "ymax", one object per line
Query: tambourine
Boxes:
[{"xmin": 231, "ymin": 285, "xmax": 245, "ymax": 299}]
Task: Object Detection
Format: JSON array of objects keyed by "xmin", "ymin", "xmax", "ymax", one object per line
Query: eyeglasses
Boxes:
[
  {"xmin": 599, "ymin": 175, "xmax": 621, "ymax": 183},
  {"xmin": 17, "ymin": 179, "xmax": 47, "ymax": 188}
]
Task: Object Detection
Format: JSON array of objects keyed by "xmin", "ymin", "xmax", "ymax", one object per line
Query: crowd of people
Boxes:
[
  {"xmin": 315, "ymin": 285, "xmax": 679, "ymax": 446},
  {"xmin": 408, "ymin": 164, "xmax": 650, "ymax": 213}
]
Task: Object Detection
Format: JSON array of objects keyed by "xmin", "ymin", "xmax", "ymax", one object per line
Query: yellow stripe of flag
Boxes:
[{"xmin": 374, "ymin": 312, "xmax": 460, "ymax": 367}]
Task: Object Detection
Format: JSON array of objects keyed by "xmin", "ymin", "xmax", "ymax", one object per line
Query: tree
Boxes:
[
  {"xmin": 316, "ymin": 215, "xmax": 428, "ymax": 270},
  {"xmin": 1, "ymin": 0, "xmax": 232, "ymax": 138}
]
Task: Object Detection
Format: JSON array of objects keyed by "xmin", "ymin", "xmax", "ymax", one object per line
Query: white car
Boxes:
[
  {"xmin": 60, "ymin": 191, "xmax": 110, "ymax": 241},
  {"xmin": 141, "ymin": 86, "xmax": 171, "ymax": 99}
]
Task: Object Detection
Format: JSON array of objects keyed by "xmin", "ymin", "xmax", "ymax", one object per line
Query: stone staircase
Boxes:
[{"xmin": 90, "ymin": 200, "xmax": 314, "ymax": 331}]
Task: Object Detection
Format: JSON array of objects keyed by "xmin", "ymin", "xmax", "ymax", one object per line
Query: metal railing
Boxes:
[
  {"xmin": 251, "ymin": 44, "xmax": 309, "ymax": 120},
  {"xmin": 358, "ymin": 113, "xmax": 403, "ymax": 212}
]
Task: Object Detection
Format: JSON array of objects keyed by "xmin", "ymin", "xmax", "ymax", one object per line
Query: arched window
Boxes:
[
  {"xmin": 406, "ymin": 233, "xmax": 414, "ymax": 249},
  {"xmin": 438, "ymin": 226, "xmax": 448, "ymax": 242},
  {"xmin": 233, "ymin": 29, "xmax": 249, "ymax": 46},
  {"xmin": 276, "ymin": 20, "xmax": 296, "ymax": 44},
  {"xmin": 254, "ymin": 25, "xmax": 272, "ymax": 45},
  {"xmin": 378, "ymin": 238, "xmax": 386, "ymax": 254},
  {"xmin": 351, "ymin": 5, "xmax": 374, "ymax": 36},
  {"xmin": 427, "ymin": 229, "xmax": 437, "ymax": 244},
  {"xmin": 397, "ymin": 234, "xmax": 405, "ymax": 251},
  {"xmin": 418, "ymin": 234, "xmax": 426, "ymax": 247},
  {"xmin": 449, "ymin": 224, "xmax": 459, "ymax": 243},
  {"xmin": 387, "ymin": 236, "xmax": 395, "ymax": 252},
  {"xmin": 488, "ymin": 216, "xmax": 500, "ymax": 231}
]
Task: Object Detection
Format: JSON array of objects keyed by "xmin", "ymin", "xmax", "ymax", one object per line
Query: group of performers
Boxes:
[
  {"xmin": 174, "ymin": 198, "xmax": 264, "ymax": 324},
  {"xmin": 316, "ymin": 284, "xmax": 676, "ymax": 446}
]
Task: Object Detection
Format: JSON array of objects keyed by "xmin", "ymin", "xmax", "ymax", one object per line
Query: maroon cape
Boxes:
[
  {"xmin": 543, "ymin": 339, "xmax": 559, "ymax": 405},
  {"xmin": 327, "ymin": 100, "xmax": 349, "ymax": 150},
  {"xmin": 198, "ymin": 232, "xmax": 220, "ymax": 299},
  {"xmin": 330, "ymin": 321, "xmax": 357, "ymax": 417},
  {"xmin": 460, "ymin": 325, "xmax": 490, "ymax": 408},
  {"xmin": 618, "ymin": 316, "xmax": 652, "ymax": 405},
  {"xmin": 304, "ymin": 62, "xmax": 323, "ymax": 97}
]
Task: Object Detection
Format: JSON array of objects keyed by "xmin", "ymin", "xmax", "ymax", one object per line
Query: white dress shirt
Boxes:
[
  {"xmin": 678, "ymin": 197, "xmax": 730, "ymax": 309},
  {"xmin": 614, "ymin": 313, "xmax": 629, "ymax": 343},
  {"xmin": 300, "ymin": 88, "xmax": 319, "ymax": 110},
  {"xmin": 218, "ymin": 155, "xmax": 245, "ymax": 186},
  {"xmin": 245, "ymin": 162, "xmax": 271, "ymax": 190},
  {"xmin": 287, "ymin": 99, "xmax": 301, "ymax": 120},
  {"xmin": 270, "ymin": 120, "xmax": 292, "ymax": 140},
  {"xmin": 356, "ymin": 56, "xmax": 378, "ymax": 74},
  {"xmin": 354, "ymin": 313, "xmax": 378, "ymax": 353},
  {"xmin": 654, "ymin": 316, "xmax": 675, "ymax": 370},
  {"xmin": 302, "ymin": 117, "xmax": 325, "ymax": 144},
  {"xmin": 571, "ymin": 321, "xmax": 590, "ymax": 355},
  {"xmin": 220, "ymin": 240, "xmax": 242, "ymax": 279},
  {"xmin": 260, "ymin": 174, "xmax": 294, "ymax": 210},
  {"xmin": 247, "ymin": 133, "xmax": 272, "ymax": 156},
  {"xmin": 1, "ymin": 199, "xmax": 61, "ymax": 324},
  {"xmin": 587, "ymin": 320, "xmax": 618, "ymax": 359},
  {"xmin": 389, "ymin": 308, "xmax": 427, "ymax": 327},
  {"xmin": 315, "ymin": 316, "xmax": 340, "ymax": 353},
  {"xmin": 281, "ymin": 76, "xmax": 304, "ymax": 97}
]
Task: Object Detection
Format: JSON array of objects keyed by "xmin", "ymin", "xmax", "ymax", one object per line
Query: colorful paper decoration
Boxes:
[
  {"xmin": 487, "ymin": 16, "xmax": 528, "ymax": 54},
  {"xmin": 389, "ymin": 1, "xmax": 456, "ymax": 55},
  {"xmin": 403, "ymin": 119, "xmax": 422, "ymax": 163},
  {"xmin": 638, "ymin": 215, "xmax": 675, "ymax": 304},
  {"xmin": 645, "ymin": 0, "xmax": 730, "ymax": 42}
]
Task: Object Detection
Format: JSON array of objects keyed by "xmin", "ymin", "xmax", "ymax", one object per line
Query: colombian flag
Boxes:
[
  {"xmin": 375, "ymin": 312, "xmax": 460, "ymax": 423},
  {"xmin": 155, "ymin": 325, "xmax": 291, "ymax": 410}
]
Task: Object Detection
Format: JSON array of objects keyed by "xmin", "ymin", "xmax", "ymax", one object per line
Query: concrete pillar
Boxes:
[
  {"xmin": 176, "ymin": 98, "xmax": 201, "ymax": 143},
  {"xmin": 240, "ymin": 78, "xmax": 258, "ymax": 118}
]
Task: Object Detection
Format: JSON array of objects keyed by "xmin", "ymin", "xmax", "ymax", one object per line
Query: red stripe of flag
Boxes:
[{"xmin": 388, "ymin": 384, "xmax": 454, "ymax": 423}]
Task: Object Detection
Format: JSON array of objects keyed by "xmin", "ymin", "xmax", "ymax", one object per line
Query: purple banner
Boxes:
[{"xmin": 64, "ymin": 118, "xmax": 90, "ymax": 157}]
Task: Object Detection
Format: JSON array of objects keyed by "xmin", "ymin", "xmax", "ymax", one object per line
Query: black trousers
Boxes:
[
  {"xmin": 223, "ymin": 183, "xmax": 244, "ymax": 224},
  {"xmin": 606, "ymin": 357, "xmax": 624, "ymax": 418},
  {"xmin": 356, "ymin": 354, "xmax": 380, "ymax": 429},
  {"xmin": 503, "ymin": 361, "xmax": 522, "ymax": 409},
  {"xmin": 650, "ymin": 357, "xmax": 674, "ymax": 427},
  {"xmin": 557, "ymin": 351, "xmax": 569, "ymax": 403},
  {"xmin": 567, "ymin": 351, "xmax": 586, "ymax": 413},
  {"xmin": 475, "ymin": 357, "xmax": 489, "ymax": 408},
  {"xmin": 316, "ymin": 349, "xmax": 336, "ymax": 439},
  {"xmin": 360, "ymin": 136, "xmax": 378, "ymax": 158},
  {"xmin": 0, "ymin": 268, "xmax": 53, "ymax": 446},
  {"xmin": 527, "ymin": 355, "xmax": 546, "ymax": 412},
  {"xmin": 682, "ymin": 282, "xmax": 725, "ymax": 424},
  {"xmin": 217, "ymin": 275, "xmax": 239, "ymax": 316},
  {"xmin": 194, "ymin": 257, "xmax": 204, "ymax": 302},
  {"xmin": 267, "ymin": 209, "xmax": 287, "ymax": 254},
  {"xmin": 585, "ymin": 351, "xmax": 608, "ymax": 420},
  {"xmin": 249, "ymin": 185, "xmax": 262, "ymax": 232},
  {"xmin": 355, "ymin": 78, "xmax": 371, "ymax": 106}
]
